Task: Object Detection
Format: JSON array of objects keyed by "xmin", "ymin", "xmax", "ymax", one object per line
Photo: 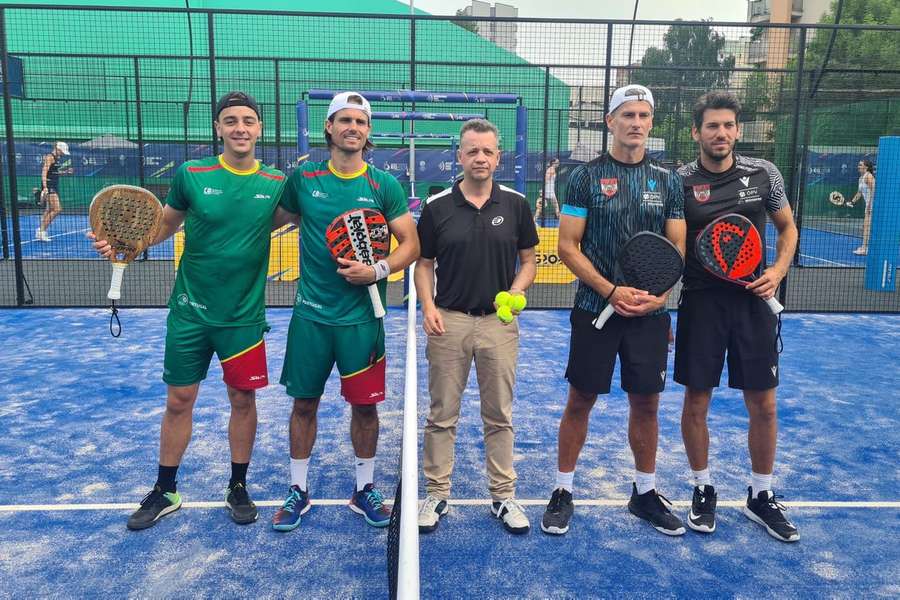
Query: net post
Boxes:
[{"xmin": 397, "ymin": 261, "xmax": 420, "ymax": 600}]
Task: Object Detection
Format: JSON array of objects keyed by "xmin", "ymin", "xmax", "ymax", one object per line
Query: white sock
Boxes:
[
  {"xmin": 751, "ymin": 471, "xmax": 773, "ymax": 497},
  {"xmin": 635, "ymin": 470, "xmax": 656, "ymax": 495},
  {"xmin": 692, "ymin": 468, "xmax": 711, "ymax": 488},
  {"xmin": 290, "ymin": 457, "xmax": 310, "ymax": 491},
  {"xmin": 556, "ymin": 470, "xmax": 574, "ymax": 493},
  {"xmin": 356, "ymin": 456, "xmax": 375, "ymax": 492}
]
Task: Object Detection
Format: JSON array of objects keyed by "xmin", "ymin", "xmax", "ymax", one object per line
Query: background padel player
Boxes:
[
  {"xmin": 36, "ymin": 141, "xmax": 72, "ymax": 242},
  {"xmin": 676, "ymin": 91, "xmax": 799, "ymax": 542},
  {"xmin": 540, "ymin": 84, "xmax": 687, "ymax": 537},
  {"xmin": 272, "ymin": 92, "xmax": 419, "ymax": 532},
  {"xmin": 92, "ymin": 91, "xmax": 285, "ymax": 530},
  {"xmin": 414, "ymin": 118, "xmax": 538, "ymax": 535},
  {"xmin": 847, "ymin": 159, "xmax": 875, "ymax": 255}
]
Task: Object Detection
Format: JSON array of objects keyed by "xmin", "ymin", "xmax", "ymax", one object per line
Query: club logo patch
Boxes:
[
  {"xmin": 740, "ymin": 176, "xmax": 751, "ymax": 187},
  {"xmin": 600, "ymin": 178, "xmax": 618, "ymax": 198},
  {"xmin": 491, "ymin": 216, "xmax": 505, "ymax": 226},
  {"xmin": 693, "ymin": 184, "xmax": 711, "ymax": 203}
]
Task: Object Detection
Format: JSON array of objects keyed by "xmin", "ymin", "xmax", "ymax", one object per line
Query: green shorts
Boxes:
[
  {"xmin": 279, "ymin": 314, "xmax": 386, "ymax": 404},
  {"xmin": 163, "ymin": 311, "xmax": 271, "ymax": 390}
]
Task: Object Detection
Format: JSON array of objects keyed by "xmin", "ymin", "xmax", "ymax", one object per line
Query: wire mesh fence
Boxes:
[{"xmin": 1, "ymin": 7, "xmax": 898, "ymax": 311}]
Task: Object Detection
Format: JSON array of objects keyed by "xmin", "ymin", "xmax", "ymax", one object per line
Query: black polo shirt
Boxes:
[{"xmin": 417, "ymin": 180, "xmax": 539, "ymax": 314}]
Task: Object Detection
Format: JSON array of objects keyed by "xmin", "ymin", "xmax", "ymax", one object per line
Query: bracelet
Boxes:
[
  {"xmin": 605, "ymin": 285, "xmax": 617, "ymax": 301},
  {"xmin": 372, "ymin": 259, "xmax": 391, "ymax": 282}
]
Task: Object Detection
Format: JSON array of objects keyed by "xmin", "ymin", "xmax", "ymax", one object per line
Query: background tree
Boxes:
[{"xmin": 452, "ymin": 9, "xmax": 478, "ymax": 34}]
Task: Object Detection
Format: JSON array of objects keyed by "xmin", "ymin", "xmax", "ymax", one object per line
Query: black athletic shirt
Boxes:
[
  {"xmin": 46, "ymin": 154, "xmax": 60, "ymax": 189},
  {"xmin": 678, "ymin": 154, "xmax": 787, "ymax": 291},
  {"xmin": 418, "ymin": 180, "xmax": 539, "ymax": 314}
]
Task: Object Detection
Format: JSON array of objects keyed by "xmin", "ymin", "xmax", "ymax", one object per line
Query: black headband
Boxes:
[{"xmin": 215, "ymin": 91, "xmax": 261, "ymax": 120}]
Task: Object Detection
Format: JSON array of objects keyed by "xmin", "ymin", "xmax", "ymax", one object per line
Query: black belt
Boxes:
[{"xmin": 444, "ymin": 306, "xmax": 496, "ymax": 317}]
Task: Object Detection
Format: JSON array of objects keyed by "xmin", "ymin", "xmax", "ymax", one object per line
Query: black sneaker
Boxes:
[
  {"xmin": 687, "ymin": 485, "xmax": 717, "ymax": 533},
  {"xmin": 742, "ymin": 487, "xmax": 799, "ymax": 542},
  {"xmin": 127, "ymin": 485, "xmax": 182, "ymax": 530},
  {"xmin": 541, "ymin": 488, "xmax": 574, "ymax": 535},
  {"xmin": 225, "ymin": 482, "xmax": 258, "ymax": 525},
  {"xmin": 627, "ymin": 483, "xmax": 685, "ymax": 536}
]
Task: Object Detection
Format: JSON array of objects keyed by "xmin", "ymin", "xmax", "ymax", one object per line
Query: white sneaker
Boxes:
[
  {"xmin": 35, "ymin": 227, "xmax": 43, "ymax": 241},
  {"xmin": 418, "ymin": 494, "xmax": 449, "ymax": 533},
  {"xmin": 853, "ymin": 247, "xmax": 867, "ymax": 256},
  {"xmin": 41, "ymin": 230, "xmax": 52, "ymax": 242},
  {"xmin": 491, "ymin": 497, "xmax": 530, "ymax": 534}
]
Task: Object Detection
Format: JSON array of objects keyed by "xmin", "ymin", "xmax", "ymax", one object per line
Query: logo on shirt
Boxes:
[
  {"xmin": 177, "ymin": 293, "xmax": 207, "ymax": 311},
  {"xmin": 203, "ymin": 187, "xmax": 223, "ymax": 195},
  {"xmin": 740, "ymin": 176, "xmax": 751, "ymax": 187},
  {"xmin": 647, "ymin": 179, "xmax": 657, "ymax": 191},
  {"xmin": 311, "ymin": 190, "xmax": 329, "ymax": 198},
  {"xmin": 738, "ymin": 187, "xmax": 761, "ymax": 203},
  {"xmin": 254, "ymin": 193, "xmax": 271, "ymax": 199},
  {"xmin": 356, "ymin": 196, "xmax": 375, "ymax": 204},
  {"xmin": 600, "ymin": 178, "xmax": 618, "ymax": 198},
  {"xmin": 693, "ymin": 184, "xmax": 711, "ymax": 203},
  {"xmin": 491, "ymin": 216, "xmax": 505, "ymax": 226}
]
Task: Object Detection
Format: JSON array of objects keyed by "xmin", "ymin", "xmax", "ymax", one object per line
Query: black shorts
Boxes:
[
  {"xmin": 674, "ymin": 288, "xmax": 779, "ymax": 391},
  {"xmin": 565, "ymin": 307, "xmax": 670, "ymax": 395}
]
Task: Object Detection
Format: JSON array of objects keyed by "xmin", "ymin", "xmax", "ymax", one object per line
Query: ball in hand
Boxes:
[
  {"xmin": 510, "ymin": 294, "xmax": 527, "ymax": 312},
  {"xmin": 497, "ymin": 305, "xmax": 514, "ymax": 323},
  {"xmin": 494, "ymin": 291, "xmax": 512, "ymax": 307}
]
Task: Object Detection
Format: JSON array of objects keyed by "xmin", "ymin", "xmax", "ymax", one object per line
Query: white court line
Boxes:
[
  {"xmin": 1, "ymin": 499, "xmax": 898, "ymax": 512},
  {"xmin": 11, "ymin": 227, "xmax": 90, "ymax": 248},
  {"xmin": 766, "ymin": 242, "xmax": 849, "ymax": 267}
]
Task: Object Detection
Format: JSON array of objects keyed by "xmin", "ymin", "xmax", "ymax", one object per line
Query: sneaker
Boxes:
[
  {"xmin": 627, "ymin": 483, "xmax": 685, "ymax": 536},
  {"xmin": 349, "ymin": 483, "xmax": 391, "ymax": 527},
  {"xmin": 742, "ymin": 487, "xmax": 799, "ymax": 542},
  {"xmin": 541, "ymin": 487, "xmax": 574, "ymax": 535},
  {"xmin": 418, "ymin": 494, "xmax": 449, "ymax": 533},
  {"xmin": 491, "ymin": 498, "xmax": 530, "ymax": 534},
  {"xmin": 36, "ymin": 228, "xmax": 50, "ymax": 242},
  {"xmin": 853, "ymin": 247, "xmax": 868, "ymax": 256},
  {"xmin": 272, "ymin": 485, "xmax": 311, "ymax": 532},
  {"xmin": 687, "ymin": 485, "xmax": 717, "ymax": 533},
  {"xmin": 225, "ymin": 482, "xmax": 258, "ymax": 525},
  {"xmin": 126, "ymin": 485, "xmax": 182, "ymax": 530}
]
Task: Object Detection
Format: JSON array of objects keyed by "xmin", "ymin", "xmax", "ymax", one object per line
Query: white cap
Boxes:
[
  {"xmin": 55, "ymin": 141, "xmax": 70, "ymax": 155},
  {"xmin": 608, "ymin": 85, "xmax": 655, "ymax": 115},
  {"xmin": 326, "ymin": 91, "xmax": 372, "ymax": 120}
]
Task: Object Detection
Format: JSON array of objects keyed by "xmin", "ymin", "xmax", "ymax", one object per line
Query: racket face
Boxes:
[
  {"xmin": 325, "ymin": 208, "xmax": 389, "ymax": 266},
  {"xmin": 696, "ymin": 213, "xmax": 763, "ymax": 282},
  {"xmin": 89, "ymin": 185, "xmax": 163, "ymax": 263},
  {"xmin": 617, "ymin": 231, "xmax": 684, "ymax": 296}
]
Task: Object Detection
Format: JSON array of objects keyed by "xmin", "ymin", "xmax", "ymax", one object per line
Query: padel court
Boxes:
[{"xmin": 0, "ymin": 308, "xmax": 897, "ymax": 597}]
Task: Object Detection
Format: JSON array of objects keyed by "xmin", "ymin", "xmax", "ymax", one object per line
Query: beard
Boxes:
[{"xmin": 702, "ymin": 140, "xmax": 734, "ymax": 162}]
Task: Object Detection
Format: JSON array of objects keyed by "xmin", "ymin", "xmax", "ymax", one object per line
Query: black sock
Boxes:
[
  {"xmin": 156, "ymin": 465, "xmax": 179, "ymax": 493},
  {"xmin": 229, "ymin": 462, "xmax": 249, "ymax": 489}
]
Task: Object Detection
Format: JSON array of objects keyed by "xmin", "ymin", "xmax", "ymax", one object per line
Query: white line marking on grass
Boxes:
[{"xmin": 1, "ymin": 499, "xmax": 898, "ymax": 512}]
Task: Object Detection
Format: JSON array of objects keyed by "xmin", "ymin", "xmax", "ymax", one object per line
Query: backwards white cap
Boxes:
[
  {"xmin": 608, "ymin": 85, "xmax": 655, "ymax": 115},
  {"xmin": 55, "ymin": 141, "xmax": 70, "ymax": 155},
  {"xmin": 326, "ymin": 91, "xmax": 372, "ymax": 120}
]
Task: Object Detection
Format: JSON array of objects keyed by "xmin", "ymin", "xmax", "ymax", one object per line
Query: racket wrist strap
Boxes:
[
  {"xmin": 373, "ymin": 259, "xmax": 390, "ymax": 282},
  {"xmin": 605, "ymin": 285, "xmax": 617, "ymax": 301}
]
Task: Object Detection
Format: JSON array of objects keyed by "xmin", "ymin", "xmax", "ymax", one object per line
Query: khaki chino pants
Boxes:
[{"xmin": 423, "ymin": 308, "xmax": 520, "ymax": 501}]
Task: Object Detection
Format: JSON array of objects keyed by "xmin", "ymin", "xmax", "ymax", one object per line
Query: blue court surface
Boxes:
[
  {"xmin": 1, "ymin": 308, "xmax": 899, "ymax": 598},
  {"xmin": 6, "ymin": 214, "xmax": 871, "ymax": 267}
]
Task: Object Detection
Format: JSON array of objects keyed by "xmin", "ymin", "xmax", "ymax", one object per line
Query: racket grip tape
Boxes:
[
  {"xmin": 592, "ymin": 304, "xmax": 616, "ymax": 330},
  {"xmin": 108, "ymin": 262, "xmax": 127, "ymax": 300},
  {"xmin": 764, "ymin": 296, "xmax": 784, "ymax": 315},
  {"xmin": 367, "ymin": 283, "xmax": 386, "ymax": 319}
]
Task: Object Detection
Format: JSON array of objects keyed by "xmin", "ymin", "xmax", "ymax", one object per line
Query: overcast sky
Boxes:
[{"xmin": 410, "ymin": 0, "xmax": 748, "ymax": 22}]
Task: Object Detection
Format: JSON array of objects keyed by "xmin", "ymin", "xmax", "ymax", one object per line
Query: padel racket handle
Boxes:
[
  {"xmin": 592, "ymin": 304, "xmax": 615, "ymax": 330},
  {"xmin": 367, "ymin": 284, "xmax": 386, "ymax": 319},
  {"xmin": 764, "ymin": 296, "xmax": 784, "ymax": 315},
  {"xmin": 108, "ymin": 262, "xmax": 126, "ymax": 300}
]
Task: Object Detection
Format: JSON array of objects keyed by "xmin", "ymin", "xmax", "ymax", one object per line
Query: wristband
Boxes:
[
  {"xmin": 605, "ymin": 285, "xmax": 617, "ymax": 301},
  {"xmin": 373, "ymin": 259, "xmax": 391, "ymax": 282}
]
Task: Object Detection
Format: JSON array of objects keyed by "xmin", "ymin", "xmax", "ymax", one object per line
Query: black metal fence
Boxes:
[{"xmin": 2, "ymin": 6, "xmax": 898, "ymax": 311}]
